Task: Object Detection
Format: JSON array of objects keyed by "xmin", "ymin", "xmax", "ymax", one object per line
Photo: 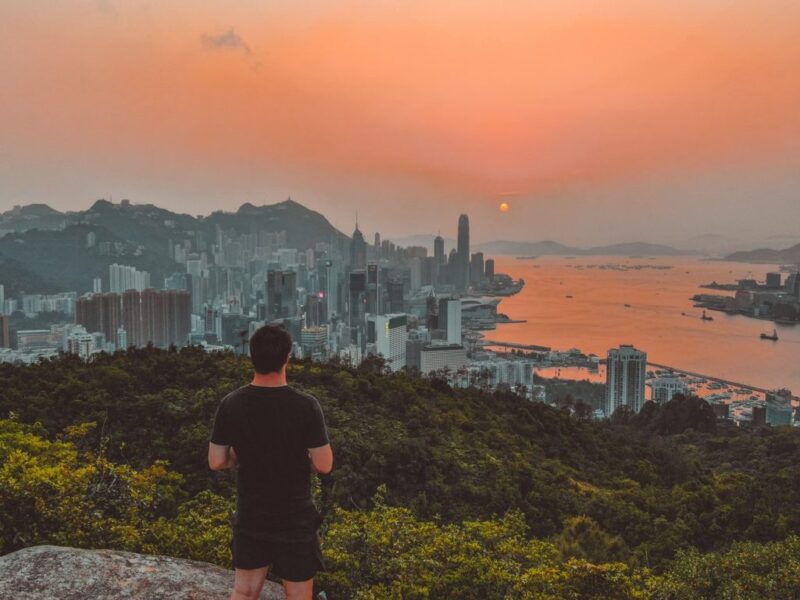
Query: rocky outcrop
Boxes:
[{"xmin": 0, "ymin": 545, "xmax": 284, "ymax": 599}]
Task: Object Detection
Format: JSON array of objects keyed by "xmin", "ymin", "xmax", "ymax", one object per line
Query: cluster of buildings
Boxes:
[
  {"xmin": 602, "ymin": 343, "xmax": 797, "ymax": 427},
  {"xmin": 0, "ymin": 208, "xmax": 539, "ymax": 399},
  {"xmin": 697, "ymin": 271, "xmax": 800, "ymax": 322}
]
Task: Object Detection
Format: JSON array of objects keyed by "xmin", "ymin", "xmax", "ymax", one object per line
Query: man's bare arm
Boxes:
[
  {"xmin": 308, "ymin": 444, "xmax": 333, "ymax": 475},
  {"xmin": 208, "ymin": 442, "xmax": 237, "ymax": 471}
]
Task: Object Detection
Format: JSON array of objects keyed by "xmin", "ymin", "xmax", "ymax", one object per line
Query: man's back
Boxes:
[{"xmin": 210, "ymin": 383, "xmax": 329, "ymax": 533}]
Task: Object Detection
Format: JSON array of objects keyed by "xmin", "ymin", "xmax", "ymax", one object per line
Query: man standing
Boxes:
[{"xmin": 209, "ymin": 324, "xmax": 333, "ymax": 600}]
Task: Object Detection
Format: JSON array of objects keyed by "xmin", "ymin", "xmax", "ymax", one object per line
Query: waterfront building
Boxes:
[
  {"xmin": 651, "ymin": 375, "xmax": 689, "ymax": 404},
  {"xmin": 470, "ymin": 252, "xmax": 485, "ymax": 285},
  {"xmin": 464, "ymin": 358, "xmax": 535, "ymax": 396},
  {"xmin": 752, "ymin": 405, "xmax": 767, "ymax": 427},
  {"xmin": 766, "ymin": 272, "xmax": 782, "ymax": 288},
  {"xmin": 420, "ymin": 342, "xmax": 468, "ymax": 374},
  {"xmin": 367, "ymin": 313, "xmax": 408, "ymax": 371},
  {"xmin": 605, "ymin": 344, "xmax": 647, "ymax": 415},
  {"xmin": 485, "ymin": 259, "xmax": 495, "ymax": 282},
  {"xmin": 786, "ymin": 273, "xmax": 800, "ymax": 297}
]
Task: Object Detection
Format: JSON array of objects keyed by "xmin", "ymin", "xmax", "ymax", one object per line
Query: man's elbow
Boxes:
[
  {"xmin": 315, "ymin": 462, "xmax": 333, "ymax": 475},
  {"xmin": 208, "ymin": 458, "xmax": 226, "ymax": 471}
]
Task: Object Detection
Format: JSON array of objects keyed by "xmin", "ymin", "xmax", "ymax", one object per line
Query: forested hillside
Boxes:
[{"xmin": 1, "ymin": 347, "xmax": 799, "ymax": 598}]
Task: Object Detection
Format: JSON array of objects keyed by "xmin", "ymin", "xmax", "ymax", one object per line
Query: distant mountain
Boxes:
[
  {"xmin": 0, "ymin": 203, "xmax": 67, "ymax": 233},
  {"xmin": 724, "ymin": 243, "xmax": 800, "ymax": 265},
  {"xmin": 584, "ymin": 242, "xmax": 696, "ymax": 256},
  {"xmin": 0, "ymin": 198, "xmax": 349, "ymax": 255},
  {"xmin": 389, "ymin": 234, "xmax": 455, "ymax": 250},
  {"xmin": 0, "ymin": 198, "xmax": 351, "ymax": 295},
  {"xmin": 474, "ymin": 240, "xmax": 692, "ymax": 257},
  {"xmin": 204, "ymin": 199, "xmax": 348, "ymax": 249},
  {"xmin": 475, "ymin": 240, "xmax": 581, "ymax": 256},
  {"xmin": 0, "ymin": 255, "xmax": 59, "ymax": 297}
]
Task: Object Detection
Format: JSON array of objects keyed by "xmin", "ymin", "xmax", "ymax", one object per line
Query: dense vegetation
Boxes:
[{"xmin": 1, "ymin": 347, "xmax": 799, "ymax": 598}]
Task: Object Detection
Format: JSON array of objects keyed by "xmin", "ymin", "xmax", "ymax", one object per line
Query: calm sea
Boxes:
[{"xmin": 492, "ymin": 256, "xmax": 800, "ymax": 395}]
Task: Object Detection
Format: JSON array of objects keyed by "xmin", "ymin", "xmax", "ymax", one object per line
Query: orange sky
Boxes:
[{"xmin": 1, "ymin": 1, "xmax": 799, "ymax": 245}]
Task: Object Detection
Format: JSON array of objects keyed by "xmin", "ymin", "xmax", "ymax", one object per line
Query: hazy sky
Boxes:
[{"xmin": 1, "ymin": 1, "xmax": 799, "ymax": 245}]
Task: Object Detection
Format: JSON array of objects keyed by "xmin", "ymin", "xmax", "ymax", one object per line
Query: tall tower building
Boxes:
[
  {"xmin": 457, "ymin": 214, "xmax": 470, "ymax": 291},
  {"xmin": 605, "ymin": 345, "xmax": 647, "ymax": 416},
  {"xmin": 350, "ymin": 223, "xmax": 367, "ymax": 270},
  {"xmin": 433, "ymin": 235, "xmax": 445, "ymax": 266}
]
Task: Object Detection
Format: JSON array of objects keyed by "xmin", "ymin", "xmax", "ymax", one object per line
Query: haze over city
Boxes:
[{"xmin": 2, "ymin": 0, "xmax": 800, "ymax": 246}]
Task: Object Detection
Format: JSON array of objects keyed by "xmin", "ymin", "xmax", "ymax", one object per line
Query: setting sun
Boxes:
[{"xmin": 499, "ymin": 202, "xmax": 509, "ymax": 213}]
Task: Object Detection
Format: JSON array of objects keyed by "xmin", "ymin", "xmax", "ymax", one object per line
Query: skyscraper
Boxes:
[
  {"xmin": 350, "ymin": 223, "xmax": 367, "ymax": 270},
  {"xmin": 605, "ymin": 345, "xmax": 647, "ymax": 416},
  {"xmin": 438, "ymin": 297, "xmax": 462, "ymax": 345},
  {"xmin": 457, "ymin": 214, "xmax": 470, "ymax": 291},
  {"xmin": 485, "ymin": 259, "xmax": 495, "ymax": 282},
  {"xmin": 433, "ymin": 235, "xmax": 445, "ymax": 266},
  {"xmin": 265, "ymin": 270, "xmax": 298, "ymax": 319},
  {"xmin": 470, "ymin": 252, "xmax": 485, "ymax": 285}
]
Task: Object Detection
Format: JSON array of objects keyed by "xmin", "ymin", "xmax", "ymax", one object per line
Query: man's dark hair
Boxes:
[{"xmin": 249, "ymin": 324, "xmax": 293, "ymax": 374}]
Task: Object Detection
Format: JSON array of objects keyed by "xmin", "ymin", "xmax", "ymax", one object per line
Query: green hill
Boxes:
[{"xmin": 0, "ymin": 348, "xmax": 798, "ymax": 597}]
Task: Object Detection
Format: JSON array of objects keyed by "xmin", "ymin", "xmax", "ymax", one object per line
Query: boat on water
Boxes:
[
  {"xmin": 760, "ymin": 329, "xmax": 779, "ymax": 341},
  {"xmin": 624, "ymin": 303, "xmax": 631, "ymax": 308},
  {"xmin": 565, "ymin": 295, "xmax": 573, "ymax": 298},
  {"xmin": 701, "ymin": 310, "xmax": 714, "ymax": 321}
]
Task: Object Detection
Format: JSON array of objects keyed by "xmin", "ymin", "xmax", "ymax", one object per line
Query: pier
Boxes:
[
  {"xmin": 644, "ymin": 361, "xmax": 798, "ymax": 402},
  {"xmin": 481, "ymin": 340, "xmax": 551, "ymax": 352}
]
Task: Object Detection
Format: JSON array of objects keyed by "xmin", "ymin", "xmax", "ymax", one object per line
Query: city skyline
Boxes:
[{"xmin": 2, "ymin": 1, "xmax": 800, "ymax": 246}]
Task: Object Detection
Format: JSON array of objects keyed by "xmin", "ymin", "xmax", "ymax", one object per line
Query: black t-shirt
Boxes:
[{"xmin": 210, "ymin": 384, "xmax": 329, "ymax": 534}]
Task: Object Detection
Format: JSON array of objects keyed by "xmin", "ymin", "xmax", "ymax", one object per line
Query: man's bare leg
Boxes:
[
  {"xmin": 283, "ymin": 578, "xmax": 314, "ymax": 600},
  {"xmin": 231, "ymin": 566, "xmax": 269, "ymax": 600}
]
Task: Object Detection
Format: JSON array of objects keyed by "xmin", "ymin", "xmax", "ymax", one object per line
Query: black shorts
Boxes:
[{"xmin": 231, "ymin": 529, "xmax": 325, "ymax": 582}]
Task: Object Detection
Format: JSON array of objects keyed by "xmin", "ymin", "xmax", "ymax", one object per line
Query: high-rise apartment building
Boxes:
[
  {"xmin": 651, "ymin": 375, "xmax": 689, "ymax": 404},
  {"xmin": 605, "ymin": 345, "xmax": 647, "ymax": 416},
  {"xmin": 76, "ymin": 293, "xmax": 123, "ymax": 347},
  {"xmin": 115, "ymin": 289, "xmax": 190, "ymax": 348},
  {"xmin": 109, "ymin": 264, "xmax": 151, "ymax": 293}
]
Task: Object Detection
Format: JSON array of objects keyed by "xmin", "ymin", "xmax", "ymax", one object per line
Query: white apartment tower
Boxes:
[
  {"xmin": 605, "ymin": 344, "xmax": 647, "ymax": 416},
  {"xmin": 367, "ymin": 313, "xmax": 408, "ymax": 371}
]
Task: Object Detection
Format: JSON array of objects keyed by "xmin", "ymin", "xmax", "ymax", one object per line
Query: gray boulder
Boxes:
[{"xmin": 0, "ymin": 545, "xmax": 284, "ymax": 599}]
